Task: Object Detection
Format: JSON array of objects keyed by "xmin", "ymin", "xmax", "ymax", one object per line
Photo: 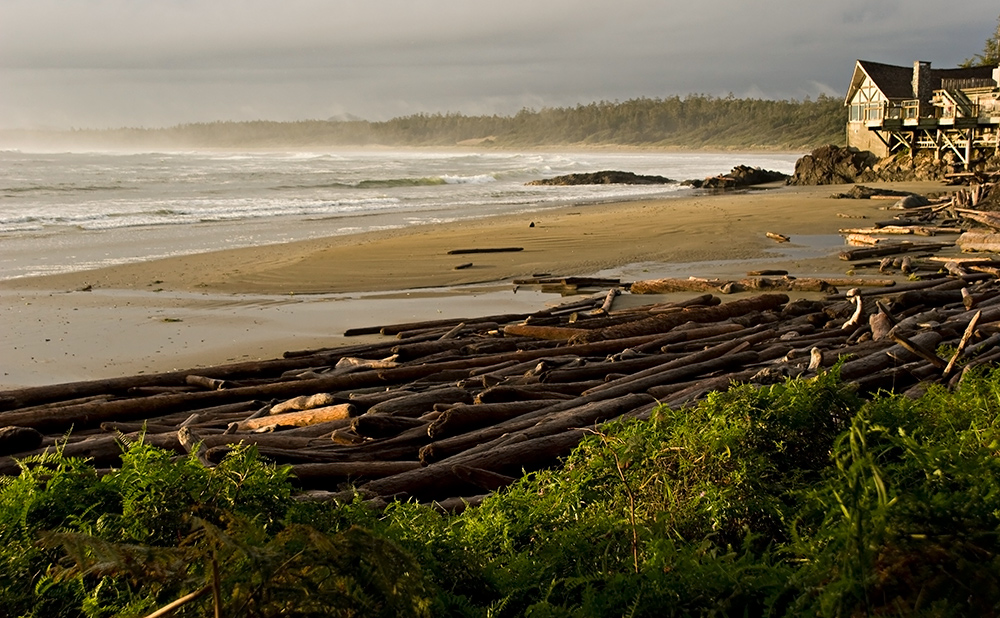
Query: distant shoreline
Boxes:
[{"xmin": 0, "ymin": 93, "xmax": 844, "ymax": 151}]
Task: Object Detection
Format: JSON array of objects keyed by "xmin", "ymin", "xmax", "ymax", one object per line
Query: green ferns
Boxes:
[{"xmin": 2, "ymin": 369, "xmax": 1000, "ymax": 616}]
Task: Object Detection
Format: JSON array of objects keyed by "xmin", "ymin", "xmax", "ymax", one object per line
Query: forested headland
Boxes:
[{"xmin": 5, "ymin": 94, "xmax": 844, "ymax": 151}]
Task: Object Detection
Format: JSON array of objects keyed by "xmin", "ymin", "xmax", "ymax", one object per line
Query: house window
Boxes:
[
  {"xmin": 850, "ymin": 104, "xmax": 862, "ymax": 122},
  {"xmin": 863, "ymin": 103, "xmax": 883, "ymax": 122}
]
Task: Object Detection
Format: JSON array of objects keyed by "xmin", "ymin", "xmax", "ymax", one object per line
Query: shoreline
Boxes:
[{"xmin": 0, "ymin": 181, "xmax": 953, "ymax": 387}]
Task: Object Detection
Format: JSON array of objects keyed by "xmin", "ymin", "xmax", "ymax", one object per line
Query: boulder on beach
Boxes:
[
  {"xmin": 683, "ymin": 165, "xmax": 789, "ymax": 189},
  {"xmin": 526, "ymin": 170, "xmax": 673, "ymax": 186},
  {"xmin": 788, "ymin": 145, "xmax": 878, "ymax": 185}
]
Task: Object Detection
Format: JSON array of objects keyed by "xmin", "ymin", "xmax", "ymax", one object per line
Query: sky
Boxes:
[{"xmin": 1, "ymin": 0, "xmax": 998, "ymax": 130}]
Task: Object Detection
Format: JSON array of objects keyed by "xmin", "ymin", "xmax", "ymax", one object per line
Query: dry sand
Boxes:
[{"xmin": 0, "ymin": 181, "xmax": 954, "ymax": 387}]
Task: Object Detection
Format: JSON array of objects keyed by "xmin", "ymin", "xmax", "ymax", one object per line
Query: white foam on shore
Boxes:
[{"xmin": 0, "ymin": 149, "xmax": 802, "ymax": 280}]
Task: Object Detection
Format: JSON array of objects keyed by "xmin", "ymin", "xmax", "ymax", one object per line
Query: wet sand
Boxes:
[{"xmin": 0, "ymin": 181, "xmax": 952, "ymax": 387}]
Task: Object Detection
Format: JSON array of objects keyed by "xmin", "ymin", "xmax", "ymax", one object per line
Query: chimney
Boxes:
[{"xmin": 912, "ymin": 61, "xmax": 932, "ymax": 101}]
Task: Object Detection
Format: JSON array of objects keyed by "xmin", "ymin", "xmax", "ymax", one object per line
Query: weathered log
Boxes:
[
  {"xmin": 429, "ymin": 494, "xmax": 489, "ymax": 514},
  {"xmin": 658, "ymin": 323, "xmax": 772, "ymax": 353},
  {"xmin": 957, "ymin": 208, "xmax": 1000, "ymax": 231},
  {"xmin": 583, "ymin": 339, "xmax": 757, "ymax": 396},
  {"xmin": 888, "ymin": 332, "xmax": 947, "ymax": 369},
  {"xmin": 390, "ymin": 338, "xmax": 473, "ymax": 361},
  {"xmin": 539, "ymin": 353, "xmax": 687, "ymax": 384},
  {"xmin": 376, "ymin": 415, "xmax": 652, "ymax": 500},
  {"xmin": 267, "ymin": 418, "xmax": 353, "ymax": 438},
  {"xmin": 421, "ymin": 353, "xmax": 752, "ymax": 466},
  {"xmin": 0, "ymin": 432, "xmax": 184, "ymax": 475},
  {"xmin": 450, "ymin": 465, "xmax": 517, "ymax": 492},
  {"xmin": 426, "ymin": 401, "xmax": 553, "ymax": 439},
  {"xmin": 0, "ymin": 339, "xmax": 433, "ymax": 411},
  {"xmin": 99, "ymin": 421, "xmax": 191, "ymax": 435},
  {"xmin": 588, "ymin": 287, "xmax": 621, "ymax": 315},
  {"xmin": 236, "ymin": 404, "xmax": 356, "ymax": 431},
  {"xmin": 367, "ymin": 387, "xmax": 474, "ymax": 417},
  {"xmin": 473, "ymin": 386, "xmax": 575, "ymax": 404},
  {"xmin": 839, "ymin": 241, "xmax": 952, "ymax": 261},
  {"xmin": 344, "ymin": 388, "xmax": 417, "ymax": 409},
  {"xmin": 958, "ymin": 231, "xmax": 1000, "ymax": 253},
  {"xmin": 205, "ymin": 444, "xmax": 364, "ymax": 465},
  {"xmin": 374, "ymin": 429, "xmax": 587, "ymax": 500},
  {"xmin": 870, "ymin": 312, "xmax": 894, "ymax": 341},
  {"xmin": 629, "ymin": 278, "xmax": 726, "ymax": 294},
  {"xmin": 333, "ymin": 356, "xmax": 399, "ymax": 372},
  {"xmin": 350, "ymin": 415, "xmax": 427, "ymax": 440},
  {"xmin": 177, "ymin": 427, "xmax": 212, "ymax": 466},
  {"xmin": 269, "ymin": 393, "xmax": 339, "ymax": 415},
  {"xmin": 447, "ymin": 247, "xmax": 523, "ymax": 254},
  {"xmin": 0, "ymin": 426, "xmax": 44, "ymax": 456},
  {"xmin": 659, "ymin": 371, "xmax": 762, "ymax": 409},
  {"xmin": 839, "ymin": 331, "xmax": 944, "ymax": 380},
  {"xmin": 185, "ymin": 375, "xmax": 229, "ymax": 391},
  {"xmin": 379, "ymin": 313, "xmax": 535, "ymax": 336},
  {"xmin": 571, "ymin": 294, "xmax": 789, "ymax": 343},
  {"xmin": 845, "ymin": 233, "xmax": 891, "ymax": 246},
  {"xmin": 721, "ymin": 277, "xmax": 847, "ymax": 294},
  {"xmin": 647, "ymin": 369, "xmax": 758, "ymax": 400},
  {"xmin": 944, "ymin": 310, "xmax": 981, "ymax": 378},
  {"xmin": 502, "ymin": 324, "xmax": 591, "ymax": 340},
  {"xmin": 841, "ymin": 226, "xmax": 962, "ymax": 236}
]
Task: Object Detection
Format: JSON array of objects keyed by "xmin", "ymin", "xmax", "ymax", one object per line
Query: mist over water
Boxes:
[{"xmin": 0, "ymin": 149, "xmax": 801, "ymax": 280}]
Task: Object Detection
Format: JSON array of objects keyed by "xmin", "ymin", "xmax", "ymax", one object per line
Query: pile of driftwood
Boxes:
[
  {"xmin": 835, "ymin": 183, "xmax": 1000, "ymax": 267},
  {"xmin": 3, "ymin": 270, "xmax": 1000, "ymax": 512}
]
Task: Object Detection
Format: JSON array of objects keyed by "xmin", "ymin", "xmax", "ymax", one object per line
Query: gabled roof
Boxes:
[
  {"xmin": 846, "ymin": 60, "xmax": 997, "ymax": 105},
  {"xmin": 850, "ymin": 60, "xmax": 915, "ymax": 102}
]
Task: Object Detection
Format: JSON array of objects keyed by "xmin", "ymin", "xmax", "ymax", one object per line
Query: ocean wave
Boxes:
[
  {"xmin": 2, "ymin": 183, "xmax": 131, "ymax": 194},
  {"xmin": 0, "ymin": 196, "xmax": 406, "ymax": 232},
  {"xmin": 440, "ymin": 174, "xmax": 496, "ymax": 185},
  {"xmin": 355, "ymin": 177, "xmax": 448, "ymax": 188}
]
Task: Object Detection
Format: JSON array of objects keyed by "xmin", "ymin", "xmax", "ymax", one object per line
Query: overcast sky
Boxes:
[{"xmin": 1, "ymin": 0, "xmax": 997, "ymax": 129}]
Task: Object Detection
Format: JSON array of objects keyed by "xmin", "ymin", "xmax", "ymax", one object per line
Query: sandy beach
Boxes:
[{"xmin": 0, "ymin": 180, "xmax": 954, "ymax": 387}]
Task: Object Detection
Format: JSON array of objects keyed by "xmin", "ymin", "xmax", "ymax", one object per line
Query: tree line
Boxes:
[{"xmin": 18, "ymin": 94, "xmax": 845, "ymax": 150}]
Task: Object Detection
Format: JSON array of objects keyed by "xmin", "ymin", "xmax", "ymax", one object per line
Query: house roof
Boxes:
[{"xmin": 846, "ymin": 60, "xmax": 997, "ymax": 105}]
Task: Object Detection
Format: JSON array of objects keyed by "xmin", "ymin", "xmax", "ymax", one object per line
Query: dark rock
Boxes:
[
  {"xmin": 894, "ymin": 194, "xmax": 932, "ymax": 209},
  {"xmin": 526, "ymin": 170, "xmax": 673, "ymax": 186},
  {"xmin": 684, "ymin": 165, "xmax": 789, "ymax": 189},
  {"xmin": 831, "ymin": 185, "xmax": 914, "ymax": 199},
  {"xmin": 788, "ymin": 145, "xmax": 878, "ymax": 185}
]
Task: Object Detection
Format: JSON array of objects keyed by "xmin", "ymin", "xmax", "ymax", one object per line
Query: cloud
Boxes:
[{"xmin": 0, "ymin": 0, "xmax": 997, "ymax": 128}]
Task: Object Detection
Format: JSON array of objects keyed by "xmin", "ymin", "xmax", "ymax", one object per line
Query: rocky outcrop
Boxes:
[
  {"xmin": 791, "ymin": 145, "xmax": 1000, "ymax": 186},
  {"xmin": 526, "ymin": 171, "xmax": 673, "ymax": 186},
  {"xmin": 788, "ymin": 145, "xmax": 878, "ymax": 185},
  {"xmin": 683, "ymin": 165, "xmax": 789, "ymax": 189},
  {"xmin": 857, "ymin": 152, "xmax": 952, "ymax": 183}
]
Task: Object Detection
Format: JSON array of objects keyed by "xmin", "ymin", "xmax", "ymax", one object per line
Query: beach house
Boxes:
[{"xmin": 845, "ymin": 60, "xmax": 1000, "ymax": 167}]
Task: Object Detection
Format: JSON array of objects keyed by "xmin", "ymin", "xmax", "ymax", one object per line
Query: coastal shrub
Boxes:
[
  {"xmin": 786, "ymin": 372, "xmax": 1000, "ymax": 616},
  {"xmin": 4, "ymin": 370, "xmax": 1000, "ymax": 615}
]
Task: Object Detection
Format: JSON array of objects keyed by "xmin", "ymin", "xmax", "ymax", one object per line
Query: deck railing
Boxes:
[{"xmin": 941, "ymin": 78, "xmax": 997, "ymax": 91}]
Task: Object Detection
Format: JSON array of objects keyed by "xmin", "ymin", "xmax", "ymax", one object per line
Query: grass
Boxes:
[{"xmin": 2, "ymin": 367, "xmax": 1000, "ymax": 616}]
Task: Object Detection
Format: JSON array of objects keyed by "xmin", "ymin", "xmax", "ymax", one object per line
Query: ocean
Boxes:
[{"xmin": 0, "ymin": 149, "xmax": 801, "ymax": 281}]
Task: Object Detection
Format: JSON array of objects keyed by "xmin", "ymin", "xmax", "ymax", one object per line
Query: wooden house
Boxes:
[{"xmin": 845, "ymin": 60, "xmax": 1000, "ymax": 166}]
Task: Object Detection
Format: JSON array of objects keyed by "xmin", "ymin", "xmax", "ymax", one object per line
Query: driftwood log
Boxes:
[{"xmin": 4, "ymin": 266, "xmax": 1000, "ymax": 507}]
